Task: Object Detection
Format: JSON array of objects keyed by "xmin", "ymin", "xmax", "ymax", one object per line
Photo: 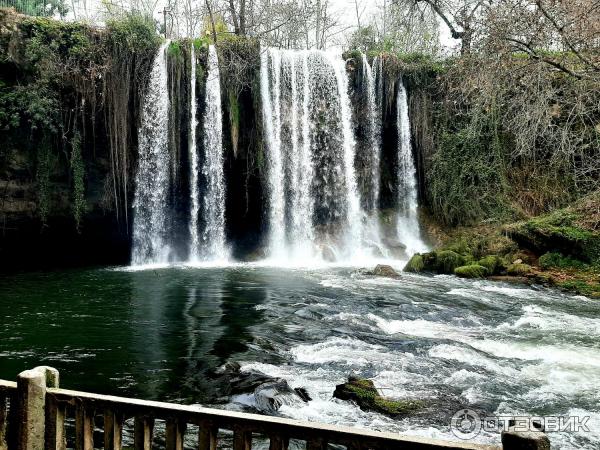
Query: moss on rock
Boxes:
[
  {"xmin": 477, "ymin": 255, "xmax": 504, "ymax": 275},
  {"xmin": 454, "ymin": 264, "xmax": 489, "ymax": 278},
  {"xmin": 404, "ymin": 254, "xmax": 424, "ymax": 272},
  {"xmin": 434, "ymin": 250, "xmax": 465, "ymax": 273},
  {"xmin": 507, "ymin": 263, "xmax": 532, "ymax": 276},
  {"xmin": 506, "ymin": 198, "xmax": 600, "ymax": 264},
  {"xmin": 333, "ymin": 377, "xmax": 423, "ymax": 417}
]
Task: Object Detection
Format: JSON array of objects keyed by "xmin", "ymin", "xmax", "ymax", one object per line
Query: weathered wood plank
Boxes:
[
  {"xmin": 134, "ymin": 417, "xmax": 154, "ymax": 450},
  {"xmin": 44, "ymin": 397, "xmax": 66, "ymax": 450},
  {"xmin": 232, "ymin": 428, "xmax": 252, "ymax": 450},
  {"xmin": 268, "ymin": 434, "xmax": 289, "ymax": 450},
  {"xmin": 197, "ymin": 421, "xmax": 217, "ymax": 450},
  {"xmin": 45, "ymin": 387, "xmax": 498, "ymax": 450},
  {"xmin": 104, "ymin": 410, "xmax": 123, "ymax": 450},
  {"xmin": 75, "ymin": 405, "xmax": 94, "ymax": 450},
  {"xmin": 165, "ymin": 419, "xmax": 186, "ymax": 450}
]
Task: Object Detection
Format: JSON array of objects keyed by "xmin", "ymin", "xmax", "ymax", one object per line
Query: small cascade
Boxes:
[
  {"xmin": 396, "ymin": 79, "xmax": 427, "ymax": 254},
  {"xmin": 261, "ymin": 48, "xmax": 364, "ymax": 262},
  {"xmin": 199, "ymin": 44, "xmax": 228, "ymax": 261},
  {"xmin": 188, "ymin": 43, "xmax": 200, "ymax": 261},
  {"xmin": 131, "ymin": 42, "xmax": 171, "ymax": 265}
]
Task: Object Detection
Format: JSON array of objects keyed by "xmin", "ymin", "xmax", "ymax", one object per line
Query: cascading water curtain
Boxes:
[
  {"xmin": 360, "ymin": 54, "xmax": 387, "ymax": 258},
  {"xmin": 131, "ymin": 42, "xmax": 171, "ymax": 266},
  {"xmin": 260, "ymin": 48, "xmax": 364, "ymax": 263},
  {"xmin": 396, "ymin": 79, "xmax": 427, "ymax": 255},
  {"xmin": 188, "ymin": 43, "xmax": 201, "ymax": 262},
  {"xmin": 199, "ymin": 44, "xmax": 228, "ymax": 261}
]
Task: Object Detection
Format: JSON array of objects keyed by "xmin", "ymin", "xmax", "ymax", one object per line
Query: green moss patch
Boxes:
[
  {"xmin": 507, "ymin": 263, "xmax": 532, "ymax": 276},
  {"xmin": 404, "ymin": 254, "xmax": 424, "ymax": 273},
  {"xmin": 455, "ymin": 264, "xmax": 489, "ymax": 279},
  {"xmin": 333, "ymin": 377, "xmax": 423, "ymax": 417}
]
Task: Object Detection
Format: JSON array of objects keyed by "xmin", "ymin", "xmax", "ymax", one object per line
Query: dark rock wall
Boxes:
[{"xmin": 0, "ymin": 17, "xmax": 428, "ymax": 270}]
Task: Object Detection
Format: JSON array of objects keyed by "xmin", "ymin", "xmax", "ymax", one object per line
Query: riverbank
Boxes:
[{"xmin": 409, "ymin": 191, "xmax": 600, "ymax": 298}]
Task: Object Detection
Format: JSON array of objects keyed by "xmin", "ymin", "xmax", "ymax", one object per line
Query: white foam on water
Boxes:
[
  {"xmin": 428, "ymin": 344, "xmax": 521, "ymax": 378},
  {"xmin": 474, "ymin": 282, "xmax": 538, "ymax": 298},
  {"xmin": 498, "ymin": 304, "xmax": 600, "ymax": 335},
  {"xmin": 290, "ymin": 337, "xmax": 392, "ymax": 366},
  {"xmin": 367, "ymin": 314, "xmax": 481, "ymax": 341}
]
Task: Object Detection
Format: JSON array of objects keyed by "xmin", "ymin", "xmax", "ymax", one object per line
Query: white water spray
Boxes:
[
  {"xmin": 188, "ymin": 44, "xmax": 201, "ymax": 261},
  {"xmin": 396, "ymin": 80, "xmax": 427, "ymax": 254},
  {"xmin": 200, "ymin": 45, "xmax": 228, "ymax": 261},
  {"xmin": 362, "ymin": 54, "xmax": 381, "ymax": 210},
  {"xmin": 132, "ymin": 42, "xmax": 171, "ymax": 265},
  {"xmin": 261, "ymin": 48, "xmax": 364, "ymax": 263}
]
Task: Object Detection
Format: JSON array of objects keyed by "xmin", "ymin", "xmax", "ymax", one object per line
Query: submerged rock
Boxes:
[{"xmin": 333, "ymin": 376, "xmax": 422, "ymax": 417}]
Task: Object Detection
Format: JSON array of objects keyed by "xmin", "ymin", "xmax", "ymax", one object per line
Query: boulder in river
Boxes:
[
  {"xmin": 333, "ymin": 376, "xmax": 422, "ymax": 417},
  {"xmin": 367, "ymin": 264, "xmax": 401, "ymax": 279}
]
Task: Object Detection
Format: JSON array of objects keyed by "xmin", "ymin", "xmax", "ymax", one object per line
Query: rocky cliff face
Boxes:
[{"xmin": 0, "ymin": 10, "xmax": 429, "ymax": 271}]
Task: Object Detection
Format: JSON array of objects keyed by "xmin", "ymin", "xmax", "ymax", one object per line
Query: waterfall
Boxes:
[
  {"xmin": 360, "ymin": 54, "xmax": 388, "ymax": 258},
  {"xmin": 260, "ymin": 49, "xmax": 286, "ymax": 258},
  {"xmin": 199, "ymin": 44, "xmax": 228, "ymax": 261},
  {"xmin": 131, "ymin": 42, "xmax": 171, "ymax": 265},
  {"xmin": 188, "ymin": 44, "xmax": 200, "ymax": 261},
  {"xmin": 261, "ymin": 48, "xmax": 363, "ymax": 262},
  {"xmin": 362, "ymin": 54, "xmax": 381, "ymax": 211},
  {"xmin": 396, "ymin": 79, "xmax": 427, "ymax": 254}
]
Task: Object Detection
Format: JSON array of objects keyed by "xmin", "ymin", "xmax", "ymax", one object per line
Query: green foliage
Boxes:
[
  {"xmin": 538, "ymin": 252, "xmax": 587, "ymax": 270},
  {"xmin": 509, "ymin": 207, "xmax": 600, "ymax": 263},
  {"xmin": 105, "ymin": 14, "xmax": 160, "ymax": 53},
  {"xmin": 507, "ymin": 263, "xmax": 532, "ymax": 276},
  {"xmin": 168, "ymin": 40, "xmax": 183, "ymax": 58},
  {"xmin": 428, "ymin": 111, "xmax": 510, "ymax": 226},
  {"xmin": 477, "ymin": 255, "xmax": 504, "ymax": 275},
  {"xmin": 36, "ymin": 135, "xmax": 52, "ymax": 222},
  {"xmin": 21, "ymin": 17, "xmax": 92, "ymax": 63},
  {"xmin": 556, "ymin": 279, "xmax": 600, "ymax": 298},
  {"xmin": 403, "ymin": 254, "xmax": 424, "ymax": 273},
  {"xmin": 454, "ymin": 264, "xmax": 489, "ymax": 279},
  {"xmin": 70, "ymin": 131, "xmax": 85, "ymax": 230},
  {"xmin": 435, "ymin": 250, "xmax": 465, "ymax": 273}
]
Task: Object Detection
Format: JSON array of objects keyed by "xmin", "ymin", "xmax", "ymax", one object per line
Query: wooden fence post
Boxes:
[{"xmin": 15, "ymin": 367, "xmax": 59, "ymax": 450}]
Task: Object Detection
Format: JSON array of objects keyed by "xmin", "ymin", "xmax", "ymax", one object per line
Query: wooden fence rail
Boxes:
[{"xmin": 0, "ymin": 367, "xmax": 550, "ymax": 450}]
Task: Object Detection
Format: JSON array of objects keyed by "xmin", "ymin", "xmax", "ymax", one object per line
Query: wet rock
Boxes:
[
  {"xmin": 333, "ymin": 376, "xmax": 422, "ymax": 418},
  {"xmin": 210, "ymin": 361, "xmax": 310, "ymax": 411},
  {"xmin": 367, "ymin": 264, "xmax": 401, "ymax": 279},
  {"xmin": 254, "ymin": 379, "xmax": 305, "ymax": 413},
  {"xmin": 294, "ymin": 387, "xmax": 312, "ymax": 402}
]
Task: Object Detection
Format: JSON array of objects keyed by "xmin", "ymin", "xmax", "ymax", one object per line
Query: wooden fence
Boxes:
[{"xmin": 0, "ymin": 367, "xmax": 550, "ymax": 450}]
